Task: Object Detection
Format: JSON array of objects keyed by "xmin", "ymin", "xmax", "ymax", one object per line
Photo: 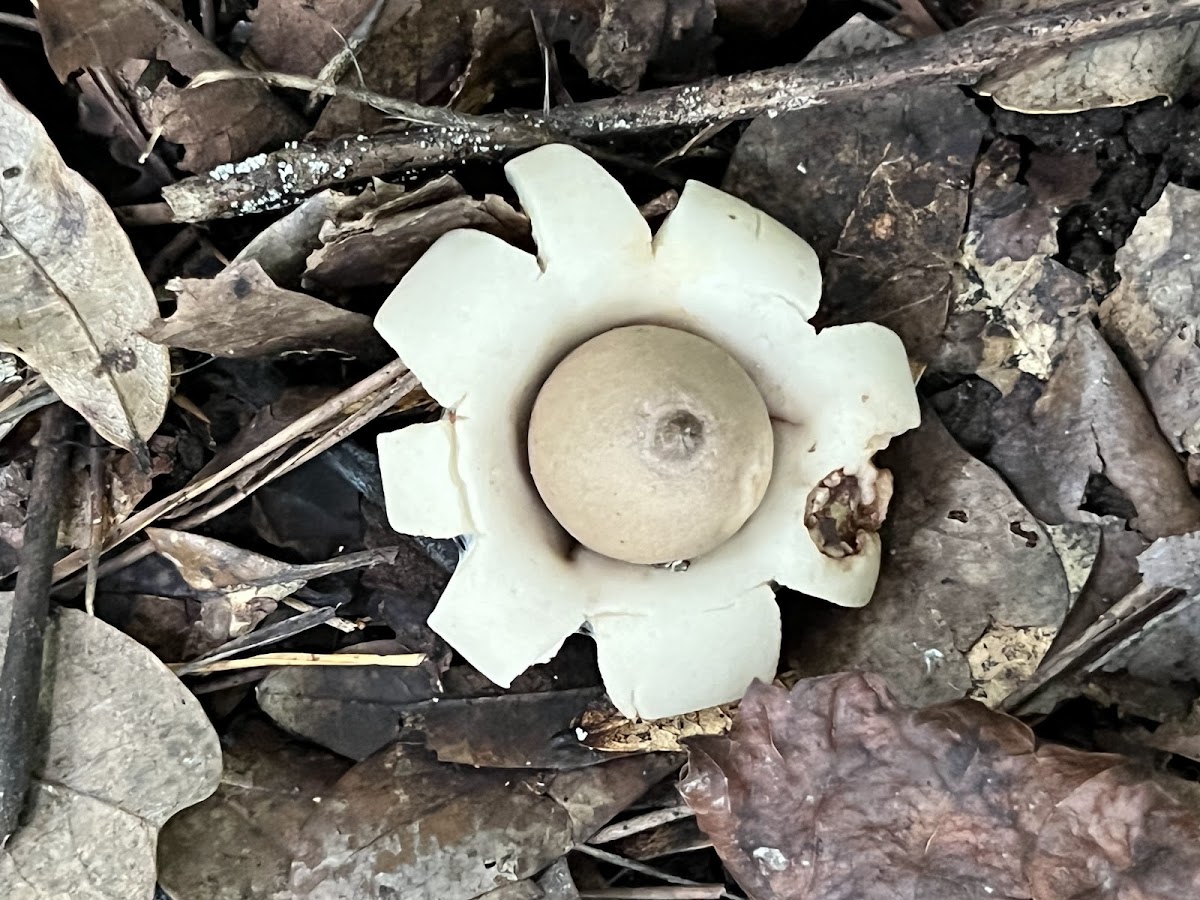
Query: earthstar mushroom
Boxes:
[
  {"xmin": 374, "ymin": 144, "xmax": 920, "ymax": 720},
  {"xmin": 528, "ymin": 323, "xmax": 775, "ymax": 565}
]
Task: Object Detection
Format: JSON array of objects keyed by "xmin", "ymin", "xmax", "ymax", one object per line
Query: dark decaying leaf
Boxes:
[
  {"xmin": 1101, "ymin": 183, "xmax": 1200, "ymax": 458},
  {"xmin": 157, "ymin": 716, "xmax": 355, "ymax": 900},
  {"xmin": 250, "ymin": 0, "xmax": 716, "ymax": 138},
  {"xmin": 37, "ymin": 0, "xmax": 304, "ymax": 172},
  {"xmin": 256, "ymin": 638, "xmax": 444, "ymax": 761},
  {"xmin": 303, "ymin": 177, "xmax": 530, "ymax": 289},
  {"xmin": 148, "ymin": 260, "xmax": 390, "ymax": 360},
  {"xmin": 679, "ymin": 674, "xmax": 1200, "ymax": 900},
  {"xmin": 0, "ymin": 81, "xmax": 170, "ymax": 455},
  {"xmin": 0, "ymin": 608, "xmax": 221, "ymax": 899},
  {"xmin": 976, "ymin": 320, "xmax": 1200, "ymax": 541},
  {"xmin": 478, "ymin": 881, "xmax": 544, "ymax": 900},
  {"xmin": 610, "ymin": 815, "xmax": 710, "ymax": 860},
  {"xmin": 144, "ymin": 528, "xmax": 394, "ymax": 657},
  {"xmin": 788, "ymin": 408, "xmax": 1069, "ymax": 706},
  {"xmin": 714, "ymin": 0, "xmax": 806, "ymax": 40},
  {"xmin": 249, "ymin": 449, "xmax": 372, "ymax": 559},
  {"xmin": 537, "ymin": 858, "xmax": 581, "ymax": 898},
  {"xmin": 806, "ymin": 12, "xmax": 904, "ymax": 61},
  {"xmin": 361, "ymin": 501, "xmax": 453, "ymax": 651},
  {"xmin": 401, "ymin": 687, "xmax": 612, "ymax": 769},
  {"xmin": 724, "ymin": 83, "xmax": 985, "ymax": 361},
  {"xmin": 289, "ymin": 745, "xmax": 680, "ymax": 899},
  {"xmin": 0, "ymin": 458, "xmax": 31, "ymax": 574}
]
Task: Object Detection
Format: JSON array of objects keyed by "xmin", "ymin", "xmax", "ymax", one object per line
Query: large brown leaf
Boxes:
[
  {"xmin": 37, "ymin": 0, "xmax": 303, "ymax": 173},
  {"xmin": 289, "ymin": 747, "xmax": 679, "ymax": 899},
  {"xmin": 0, "ymin": 607, "xmax": 221, "ymax": 899},
  {"xmin": 680, "ymin": 674, "xmax": 1200, "ymax": 900},
  {"xmin": 0, "ymin": 82, "xmax": 169, "ymax": 454}
]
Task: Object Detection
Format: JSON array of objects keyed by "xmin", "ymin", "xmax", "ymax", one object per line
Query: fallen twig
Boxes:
[
  {"xmin": 589, "ymin": 806, "xmax": 696, "ymax": 845},
  {"xmin": 575, "ymin": 845, "xmax": 744, "ymax": 900},
  {"xmin": 171, "ymin": 650, "xmax": 426, "ymax": 676},
  {"xmin": 0, "ymin": 406, "xmax": 73, "ymax": 845},
  {"xmin": 0, "ymin": 12, "xmax": 39, "ymax": 33},
  {"xmin": 579, "ymin": 889, "xmax": 727, "ymax": 900},
  {"xmin": 171, "ymin": 606, "xmax": 340, "ymax": 677},
  {"xmin": 1002, "ymin": 583, "xmax": 1183, "ymax": 712},
  {"xmin": 164, "ymin": 0, "xmax": 1200, "ymax": 223}
]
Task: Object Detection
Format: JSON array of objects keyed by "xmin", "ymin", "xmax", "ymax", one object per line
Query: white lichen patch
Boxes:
[{"xmin": 753, "ymin": 847, "xmax": 790, "ymax": 873}]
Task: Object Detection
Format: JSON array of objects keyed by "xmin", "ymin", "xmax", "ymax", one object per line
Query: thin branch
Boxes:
[
  {"xmin": 198, "ymin": 0, "xmax": 216, "ymax": 42},
  {"xmin": 164, "ymin": 0, "xmax": 1200, "ymax": 223},
  {"xmin": 305, "ymin": 0, "xmax": 390, "ymax": 115},
  {"xmin": 578, "ymin": 892, "xmax": 724, "ymax": 897},
  {"xmin": 0, "ymin": 406, "xmax": 73, "ymax": 845},
  {"xmin": 0, "ymin": 12, "xmax": 39, "ymax": 33},
  {"xmin": 574, "ymin": 845, "xmax": 744, "ymax": 900},
  {"xmin": 589, "ymin": 806, "xmax": 696, "ymax": 844},
  {"xmin": 84, "ymin": 441, "xmax": 108, "ymax": 616},
  {"xmin": 1002, "ymin": 583, "xmax": 1183, "ymax": 712},
  {"xmin": 171, "ymin": 650, "xmax": 426, "ymax": 676},
  {"xmin": 579, "ymin": 889, "xmax": 726, "ymax": 900},
  {"xmin": 170, "ymin": 606, "xmax": 339, "ymax": 677}
]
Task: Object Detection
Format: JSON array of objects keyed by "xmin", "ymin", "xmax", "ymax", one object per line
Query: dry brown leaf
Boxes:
[
  {"xmin": 975, "ymin": 5, "xmax": 1200, "ymax": 114},
  {"xmin": 158, "ymin": 716, "xmax": 354, "ymax": 900},
  {"xmin": 145, "ymin": 528, "xmax": 395, "ymax": 656},
  {"xmin": 149, "ymin": 260, "xmax": 389, "ymax": 360},
  {"xmin": 0, "ymin": 607, "xmax": 221, "ymax": 899},
  {"xmin": 1101, "ymin": 183, "xmax": 1200, "ymax": 457},
  {"xmin": 303, "ymin": 178, "xmax": 530, "ymax": 289},
  {"xmin": 680, "ymin": 674, "xmax": 1200, "ymax": 900},
  {"xmin": 400, "ymin": 688, "xmax": 611, "ymax": 769},
  {"xmin": 0, "ymin": 82, "xmax": 170, "ymax": 455},
  {"xmin": 807, "ymin": 12, "xmax": 905, "ymax": 60},
  {"xmin": 579, "ymin": 702, "xmax": 736, "ymax": 753},
  {"xmin": 37, "ymin": 0, "xmax": 304, "ymax": 173},
  {"xmin": 1008, "ymin": 320, "xmax": 1200, "ymax": 540},
  {"xmin": 1082, "ymin": 532, "xmax": 1200, "ymax": 714},
  {"xmin": 289, "ymin": 746, "xmax": 679, "ymax": 899}
]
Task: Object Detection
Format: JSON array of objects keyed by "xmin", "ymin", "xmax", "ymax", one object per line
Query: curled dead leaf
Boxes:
[
  {"xmin": 0, "ymin": 82, "xmax": 170, "ymax": 455},
  {"xmin": 151, "ymin": 260, "xmax": 390, "ymax": 360},
  {"xmin": 681, "ymin": 673, "xmax": 1200, "ymax": 900}
]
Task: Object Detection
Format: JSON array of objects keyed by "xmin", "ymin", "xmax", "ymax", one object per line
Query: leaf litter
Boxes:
[{"xmin": 5, "ymin": 0, "xmax": 1200, "ymax": 897}]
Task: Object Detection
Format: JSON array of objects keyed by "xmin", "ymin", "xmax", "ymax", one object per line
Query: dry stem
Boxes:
[{"xmin": 164, "ymin": 0, "xmax": 1200, "ymax": 222}]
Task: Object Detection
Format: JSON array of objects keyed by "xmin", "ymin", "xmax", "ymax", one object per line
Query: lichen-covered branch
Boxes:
[{"xmin": 164, "ymin": 0, "xmax": 1200, "ymax": 223}]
